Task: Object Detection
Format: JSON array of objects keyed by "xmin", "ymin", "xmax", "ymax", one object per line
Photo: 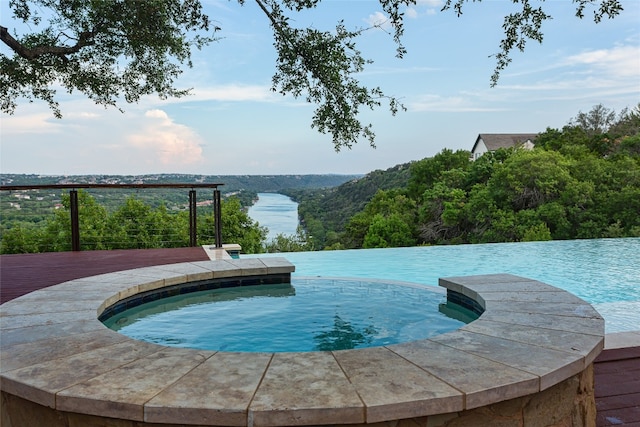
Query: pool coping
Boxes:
[{"xmin": 0, "ymin": 259, "xmax": 604, "ymax": 426}]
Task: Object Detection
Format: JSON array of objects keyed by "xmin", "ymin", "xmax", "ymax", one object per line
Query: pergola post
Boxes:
[
  {"xmin": 70, "ymin": 189, "xmax": 80, "ymax": 251},
  {"xmin": 213, "ymin": 189, "xmax": 222, "ymax": 248},
  {"xmin": 189, "ymin": 190, "xmax": 197, "ymax": 247}
]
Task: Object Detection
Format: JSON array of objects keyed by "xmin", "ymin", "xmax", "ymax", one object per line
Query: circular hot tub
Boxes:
[{"xmin": 0, "ymin": 258, "xmax": 604, "ymax": 426}]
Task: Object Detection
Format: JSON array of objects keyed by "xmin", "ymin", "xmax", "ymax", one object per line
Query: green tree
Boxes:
[
  {"xmin": 264, "ymin": 227, "xmax": 314, "ymax": 253},
  {"xmin": 569, "ymin": 104, "xmax": 616, "ymax": 137},
  {"xmin": 487, "ymin": 149, "xmax": 575, "ymax": 211},
  {"xmin": 0, "ymin": 223, "xmax": 42, "ymax": 253},
  {"xmin": 344, "ymin": 189, "xmax": 416, "ymax": 248},
  {"xmin": 363, "ymin": 213, "xmax": 415, "ymax": 248},
  {"xmin": 407, "ymin": 149, "xmax": 470, "ymax": 199},
  {"xmin": 45, "ymin": 190, "xmax": 109, "ymax": 251},
  {"xmin": 106, "ymin": 197, "xmax": 163, "ymax": 249},
  {"xmin": 2, "ymin": 0, "xmax": 623, "ymax": 149}
]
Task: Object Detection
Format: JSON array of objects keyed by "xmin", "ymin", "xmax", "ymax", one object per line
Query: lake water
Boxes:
[{"xmin": 247, "ymin": 193, "xmax": 299, "ymax": 241}]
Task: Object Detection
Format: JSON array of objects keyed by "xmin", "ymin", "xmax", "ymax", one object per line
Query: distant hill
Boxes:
[
  {"xmin": 0, "ymin": 173, "xmax": 362, "ymax": 219},
  {"xmin": 0, "ymin": 173, "xmax": 362, "ymax": 194},
  {"xmin": 282, "ymin": 162, "xmax": 413, "ymax": 246}
]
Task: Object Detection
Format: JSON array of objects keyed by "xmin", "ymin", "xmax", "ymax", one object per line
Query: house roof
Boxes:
[{"xmin": 472, "ymin": 133, "xmax": 538, "ymax": 153}]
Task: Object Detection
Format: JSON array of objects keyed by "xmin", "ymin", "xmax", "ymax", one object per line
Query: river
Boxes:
[{"xmin": 247, "ymin": 193, "xmax": 299, "ymax": 241}]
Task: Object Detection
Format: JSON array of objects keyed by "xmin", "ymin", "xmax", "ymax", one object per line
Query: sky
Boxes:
[{"xmin": 1, "ymin": 0, "xmax": 639, "ymax": 176}]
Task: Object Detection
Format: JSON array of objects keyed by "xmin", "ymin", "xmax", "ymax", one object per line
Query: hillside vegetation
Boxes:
[
  {"xmin": 282, "ymin": 163, "xmax": 412, "ymax": 248},
  {"xmin": 291, "ymin": 104, "xmax": 640, "ymax": 250}
]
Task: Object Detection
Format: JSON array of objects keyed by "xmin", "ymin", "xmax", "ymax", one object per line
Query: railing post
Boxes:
[
  {"xmin": 189, "ymin": 190, "xmax": 197, "ymax": 247},
  {"xmin": 70, "ymin": 189, "xmax": 80, "ymax": 251},
  {"xmin": 213, "ymin": 189, "xmax": 222, "ymax": 248}
]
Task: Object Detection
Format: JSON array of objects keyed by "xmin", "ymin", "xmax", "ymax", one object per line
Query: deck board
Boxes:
[
  {"xmin": 1, "ymin": 249, "xmax": 638, "ymax": 426},
  {"xmin": 0, "ymin": 248, "xmax": 210, "ymax": 304},
  {"xmin": 595, "ymin": 347, "xmax": 640, "ymax": 426}
]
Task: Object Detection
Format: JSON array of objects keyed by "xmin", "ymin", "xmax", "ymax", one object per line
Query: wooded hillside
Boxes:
[{"xmin": 292, "ymin": 104, "xmax": 640, "ymax": 250}]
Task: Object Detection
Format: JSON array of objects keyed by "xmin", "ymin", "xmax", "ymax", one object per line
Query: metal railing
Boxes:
[{"xmin": 0, "ymin": 183, "xmax": 224, "ymax": 251}]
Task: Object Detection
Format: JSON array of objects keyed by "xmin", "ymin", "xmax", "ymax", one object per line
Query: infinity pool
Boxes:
[{"xmin": 248, "ymin": 238, "xmax": 640, "ymax": 333}]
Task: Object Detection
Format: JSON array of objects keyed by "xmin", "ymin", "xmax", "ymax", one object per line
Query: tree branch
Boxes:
[{"xmin": 0, "ymin": 25, "xmax": 95, "ymax": 61}]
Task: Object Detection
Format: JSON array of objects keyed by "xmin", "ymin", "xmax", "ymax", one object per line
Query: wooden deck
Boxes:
[
  {"xmin": 0, "ymin": 247, "xmax": 210, "ymax": 304},
  {"xmin": 595, "ymin": 346, "xmax": 640, "ymax": 426},
  {"xmin": 1, "ymin": 249, "xmax": 638, "ymax": 426}
]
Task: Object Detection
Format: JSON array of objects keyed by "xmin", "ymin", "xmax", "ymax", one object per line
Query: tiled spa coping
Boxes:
[{"xmin": 0, "ymin": 260, "xmax": 604, "ymax": 426}]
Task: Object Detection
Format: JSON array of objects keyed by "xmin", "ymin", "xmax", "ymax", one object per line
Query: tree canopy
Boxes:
[{"xmin": 1, "ymin": 0, "xmax": 624, "ymax": 150}]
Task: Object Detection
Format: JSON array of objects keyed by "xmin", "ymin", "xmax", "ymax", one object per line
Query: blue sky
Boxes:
[{"xmin": 1, "ymin": 0, "xmax": 639, "ymax": 175}]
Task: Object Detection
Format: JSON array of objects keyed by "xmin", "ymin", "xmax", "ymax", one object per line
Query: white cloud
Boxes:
[
  {"xmin": 405, "ymin": 0, "xmax": 443, "ymax": 18},
  {"xmin": 126, "ymin": 109, "xmax": 206, "ymax": 168},
  {"xmin": 140, "ymin": 84, "xmax": 278, "ymax": 109},
  {"xmin": 416, "ymin": 0, "xmax": 444, "ymax": 7},
  {"xmin": 0, "ymin": 112, "xmax": 62, "ymax": 134},
  {"xmin": 189, "ymin": 84, "xmax": 276, "ymax": 102},
  {"xmin": 405, "ymin": 8, "xmax": 418, "ymax": 19},
  {"xmin": 365, "ymin": 11, "xmax": 391, "ymax": 29},
  {"xmin": 408, "ymin": 94, "xmax": 503, "ymax": 112},
  {"xmin": 565, "ymin": 45, "xmax": 640, "ymax": 78}
]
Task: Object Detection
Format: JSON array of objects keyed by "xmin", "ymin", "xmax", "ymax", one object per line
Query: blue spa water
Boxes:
[
  {"xmin": 247, "ymin": 237, "xmax": 640, "ymax": 333},
  {"xmin": 103, "ymin": 278, "xmax": 473, "ymax": 352}
]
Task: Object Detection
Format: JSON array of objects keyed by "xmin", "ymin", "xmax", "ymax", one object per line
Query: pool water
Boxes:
[
  {"xmin": 248, "ymin": 238, "xmax": 640, "ymax": 333},
  {"xmin": 103, "ymin": 278, "xmax": 476, "ymax": 352}
]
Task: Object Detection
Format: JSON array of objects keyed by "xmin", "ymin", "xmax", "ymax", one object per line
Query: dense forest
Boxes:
[
  {"xmin": 291, "ymin": 104, "xmax": 640, "ymax": 250},
  {"xmin": 2, "ymin": 104, "xmax": 638, "ymax": 254}
]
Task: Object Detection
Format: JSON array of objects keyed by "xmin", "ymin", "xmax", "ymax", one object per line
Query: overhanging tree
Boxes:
[{"xmin": 1, "ymin": 0, "xmax": 624, "ymax": 150}]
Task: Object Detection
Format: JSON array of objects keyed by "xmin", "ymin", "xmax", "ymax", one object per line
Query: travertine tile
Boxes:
[
  {"xmin": 440, "ymin": 274, "xmax": 534, "ymax": 291},
  {"xmin": 389, "ymin": 339, "xmax": 539, "ymax": 409},
  {"xmin": 483, "ymin": 300, "xmax": 602, "ymax": 319},
  {"xmin": 0, "ymin": 298, "xmax": 104, "ymax": 316},
  {"xmin": 111, "ymin": 266, "xmax": 189, "ymax": 286},
  {"xmin": 121, "ymin": 267, "xmax": 189, "ymax": 287},
  {"xmin": 0, "ymin": 328, "xmax": 127, "ymax": 372},
  {"xmin": 479, "ymin": 291, "xmax": 585, "ymax": 304},
  {"xmin": 145, "ymin": 351, "xmax": 271, "ymax": 426},
  {"xmin": 462, "ymin": 319, "xmax": 604, "ymax": 364},
  {"xmin": 429, "ymin": 330, "xmax": 585, "ymax": 390},
  {"xmin": 3, "ymin": 287, "xmax": 112, "ymax": 303},
  {"xmin": 333, "ymin": 346, "xmax": 463, "ymax": 422},
  {"xmin": 143, "ymin": 262, "xmax": 214, "ymax": 282},
  {"xmin": 463, "ymin": 280, "xmax": 559, "ymax": 293},
  {"xmin": 258, "ymin": 257, "xmax": 296, "ymax": 274},
  {"xmin": 56, "ymin": 347, "xmax": 212, "ymax": 421},
  {"xmin": 1, "ymin": 340, "xmax": 160, "ymax": 408},
  {"xmin": 249, "ymin": 352, "xmax": 364, "ymax": 426},
  {"xmin": 192, "ymin": 259, "xmax": 245, "ymax": 278},
  {"xmin": 443, "ymin": 274, "xmax": 536, "ymax": 284},
  {"xmin": 478, "ymin": 310, "xmax": 604, "ymax": 336},
  {"xmin": 224, "ymin": 258, "xmax": 269, "ymax": 276},
  {"xmin": 0, "ymin": 309, "xmax": 97, "ymax": 330},
  {"xmin": 0, "ymin": 320, "xmax": 104, "ymax": 348}
]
